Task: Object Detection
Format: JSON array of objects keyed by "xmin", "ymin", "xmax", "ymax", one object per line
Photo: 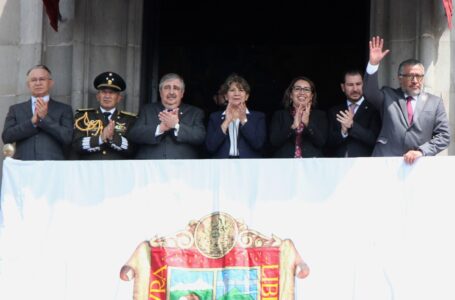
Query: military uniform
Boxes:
[
  {"xmin": 72, "ymin": 108, "xmax": 137, "ymax": 159},
  {"xmin": 72, "ymin": 71, "xmax": 137, "ymax": 159}
]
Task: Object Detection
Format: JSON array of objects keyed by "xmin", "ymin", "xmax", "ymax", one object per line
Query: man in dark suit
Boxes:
[
  {"xmin": 327, "ymin": 69, "xmax": 381, "ymax": 157},
  {"xmin": 128, "ymin": 73, "xmax": 206, "ymax": 159},
  {"xmin": 363, "ymin": 36, "xmax": 450, "ymax": 164},
  {"xmin": 72, "ymin": 72, "xmax": 137, "ymax": 159},
  {"xmin": 2, "ymin": 65, "xmax": 73, "ymax": 160}
]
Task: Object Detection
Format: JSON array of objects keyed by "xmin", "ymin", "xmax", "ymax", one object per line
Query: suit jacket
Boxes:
[
  {"xmin": 2, "ymin": 98, "xmax": 73, "ymax": 160},
  {"xmin": 327, "ymin": 100, "xmax": 381, "ymax": 157},
  {"xmin": 72, "ymin": 108, "xmax": 137, "ymax": 160},
  {"xmin": 205, "ymin": 110, "xmax": 266, "ymax": 158},
  {"xmin": 363, "ymin": 71, "xmax": 450, "ymax": 156},
  {"xmin": 269, "ymin": 108, "xmax": 328, "ymax": 158},
  {"xmin": 128, "ymin": 102, "xmax": 206, "ymax": 159}
]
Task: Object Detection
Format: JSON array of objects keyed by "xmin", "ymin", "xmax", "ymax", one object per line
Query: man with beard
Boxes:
[
  {"xmin": 128, "ymin": 73, "xmax": 206, "ymax": 159},
  {"xmin": 363, "ymin": 36, "xmax": 450, "ymax": 164},
  {"xmin": 327, "ymin": 69, "xmax": 381, "ymax": 157}
]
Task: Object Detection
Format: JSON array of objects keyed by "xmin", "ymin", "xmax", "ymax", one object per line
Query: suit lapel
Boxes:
[
  {"xmin": 23, "ymin": 99, "xmax": 34, "ymax": 119},
  {"xmin": 413, "ymin": 92, "xmax": 428, "ymax": 122},
  {"xmin": 353, "ymin": 101, "xmax": 366, "ymax": 120},
  {"xmin": 177, "ymin": 103, "xmax": 187, "ymax": 120}
]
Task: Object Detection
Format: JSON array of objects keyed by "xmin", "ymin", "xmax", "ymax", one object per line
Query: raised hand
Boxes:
[{"xmin": 369, "ymin": 36, "xmax": 390, "ymax": 65}]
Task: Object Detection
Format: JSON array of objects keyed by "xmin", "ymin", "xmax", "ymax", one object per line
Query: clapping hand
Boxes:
[
  {"xmin": 301, "ymin": 102, "xmax": 311, "ymax": 127},
  {"xmin": 336, "ymin": 109, "xmax": 354, "ymax": 135},
  {"xmin": 292, "ymin": 103, "xmax": 311, "ymax": 129},
  {"xmin": 101, "ymin": 120, "xmax": 115, "ymax": 142},
  {"xmin": 159, "ymin": 108, "xmax": 179, "ymax": 132},
  {"xmin": 238, "ymin": 102, "xmax": 248, "ymax": 125},
  {"xmin": 31, "ymin": 97, "xmax": 49, "ymax": 125}
]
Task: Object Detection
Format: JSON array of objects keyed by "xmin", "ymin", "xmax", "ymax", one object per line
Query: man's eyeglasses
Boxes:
[
  {"xmin": 29, "ymin": 77, "xmax": 50, "ymax": 83},
  {"xmin": 400, "ymin": 74, "xmax": 424, "ymax": 81},
  {"xmin": 292, "ymin": 86, "xmax": 312, "ymax": 93}
]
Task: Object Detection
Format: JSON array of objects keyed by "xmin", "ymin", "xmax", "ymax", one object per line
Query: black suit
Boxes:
[
  {"xmin": 269, "ymin": 109, "xmax": 328, "ymax": 158},
  {"xmin": 128, "ymin": 102, "xmax": 206, "ymax": 159},
  {"xmin": 2, "ymin": 98, "xmax": 73, "ymax": 160},
  {"xmin": 72, "ymin": 108, "xmax": 137, "ymax": 160},
  {"xmin": 327, "ymin": 100, "xmax": 381, "ymax": 157}
]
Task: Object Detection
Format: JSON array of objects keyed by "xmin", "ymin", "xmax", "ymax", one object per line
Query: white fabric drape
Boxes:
[{"xmin": 1, "ymin": 157, "xmax": 455, "ymax": 300}]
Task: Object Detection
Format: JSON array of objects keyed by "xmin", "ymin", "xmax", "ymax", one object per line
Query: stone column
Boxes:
[
  {"xmin": 0, "ymin": 0, "xmax": 46, "ymax": 178},
  {"xmin": 69, "ymin": 0, "xmax": 142, "ymax": 113},
  {"xmin": 370, "ymin": 0, "xmax": 454, "ymax": 155}
]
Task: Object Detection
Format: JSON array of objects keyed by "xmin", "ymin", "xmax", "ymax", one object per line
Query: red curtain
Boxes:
[
  {"xmin": 42, "ymin": 0, "xmax": 60, "ymax": 32},
  {"xmin": 443, "ymin": 0, "xmax": 453, "ymax": 29}
]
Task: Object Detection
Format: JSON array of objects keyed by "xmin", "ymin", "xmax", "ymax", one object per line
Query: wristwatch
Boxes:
[{"xmin": 174, "ymin": 123, "xmax": 180, "ymax": 131}]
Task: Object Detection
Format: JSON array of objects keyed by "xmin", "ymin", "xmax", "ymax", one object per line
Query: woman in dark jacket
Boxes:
[
  {"xmin": 205, "ymin": 74, "xmax": 266, "ymax": 158},
  {"xmin": 269, "ymin": 76, "xmax": 328, "ymax": 158}
]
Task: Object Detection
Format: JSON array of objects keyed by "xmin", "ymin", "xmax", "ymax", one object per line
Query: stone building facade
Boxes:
[{"xmin": 0, "ymin": 0, "xmax": 453, "ymax": 170}]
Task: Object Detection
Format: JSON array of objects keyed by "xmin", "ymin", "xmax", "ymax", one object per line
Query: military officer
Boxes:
[{"xmin": 72, "ymin": 71, "xmax": 137, "ymax": 159}]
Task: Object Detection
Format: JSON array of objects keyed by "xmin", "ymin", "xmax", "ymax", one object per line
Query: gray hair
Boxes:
[
  {"xmin": 26, "ymin": 64, "xmax": 52, "ymax": 79},
  {"xmin": 159, "ymin": 73, "xmax": 185, "ymax": 91}
]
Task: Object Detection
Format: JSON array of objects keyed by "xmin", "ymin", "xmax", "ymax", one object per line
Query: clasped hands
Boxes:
[
  {"xmin": 31, "ymin": 97, "xmax": 49, "ymax": 125},
  {"xmin": 221, "ymin": 102, "xmax": 247, "ymax": 134},
  {"xmin": 336, "ymin": 110, "xmax": 354, "ymax": 135},
  {"xmin": 101, "ymin": 120, "xmax": 115, "ymax": 143},
  {"xmin": 159, "ymin": 108, "xmax": 179, "ymax": 132},
  {"xmin": 291, "ymin": 103, "xmax": 311, "ymax": 130}
]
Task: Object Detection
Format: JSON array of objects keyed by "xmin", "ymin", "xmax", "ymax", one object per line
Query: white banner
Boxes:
[{"xmin": 1, "ymin": 157, "xmax": 455, "ymax": 300}]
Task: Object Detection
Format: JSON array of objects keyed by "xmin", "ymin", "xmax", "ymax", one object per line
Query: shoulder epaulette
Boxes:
[
  {"xmin": 76, "ymin": 108, "xmax": 96, "ymax": 112},
  {"xmin": 120, "ymin": 110, "xmax": 138, "ymax": 117}
]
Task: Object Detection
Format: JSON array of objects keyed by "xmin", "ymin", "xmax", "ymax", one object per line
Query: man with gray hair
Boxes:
[
  {"xmin": 128, "ymin": 73, "xmax": 206, "ymax": 159},
  {"xmin": 363, "ymin": 36, "xmax": 450, "ymax": 164},
  {"xmin": 2, "ymin": 65, "xmax": 73, "ymax": 160}
]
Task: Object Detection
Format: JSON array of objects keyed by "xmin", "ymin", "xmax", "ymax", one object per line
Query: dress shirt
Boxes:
[
  {"xmin": 223, "ymin": 109, "xmax": 250, "ymax": 156},
  {"xmin": 31, "ymin": 95, "xmax": 50, "ymax": 113}
]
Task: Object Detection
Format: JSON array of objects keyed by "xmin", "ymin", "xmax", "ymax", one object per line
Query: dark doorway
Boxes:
[{"xmin": 141, "ymin": 0, "xmax": 370, "ymax": 117}]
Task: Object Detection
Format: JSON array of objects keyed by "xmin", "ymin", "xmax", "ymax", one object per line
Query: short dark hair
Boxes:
[
  {"xmin": 398, "ymin": 59, "xmax": 424, "ymax": 76},
  {"xmin": 26, "ymin": 65, "xmax": 52, "ymax": 78},
  {"xmin": 219, "ymin": 73, "xmax": 251, "ymax": 96},
  {"xmin": 341, "ymin": 69, "xmax": 363, "ymax": 83},
  {"xmin": 282, "ymin": 76, "xmax": 317, "ymax": 109}
]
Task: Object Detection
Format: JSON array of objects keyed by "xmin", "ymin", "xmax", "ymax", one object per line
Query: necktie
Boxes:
[
  {"xmin": 406, "ymin": 96, "xmax": 413, "ymax": 125},
  {"xmin": 349, "ymin": 103, "xmax": 356, "ymax": 115},
  {"xmin": 103, "ymin": 112, "xmax": 111, "ymax": 123}
]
